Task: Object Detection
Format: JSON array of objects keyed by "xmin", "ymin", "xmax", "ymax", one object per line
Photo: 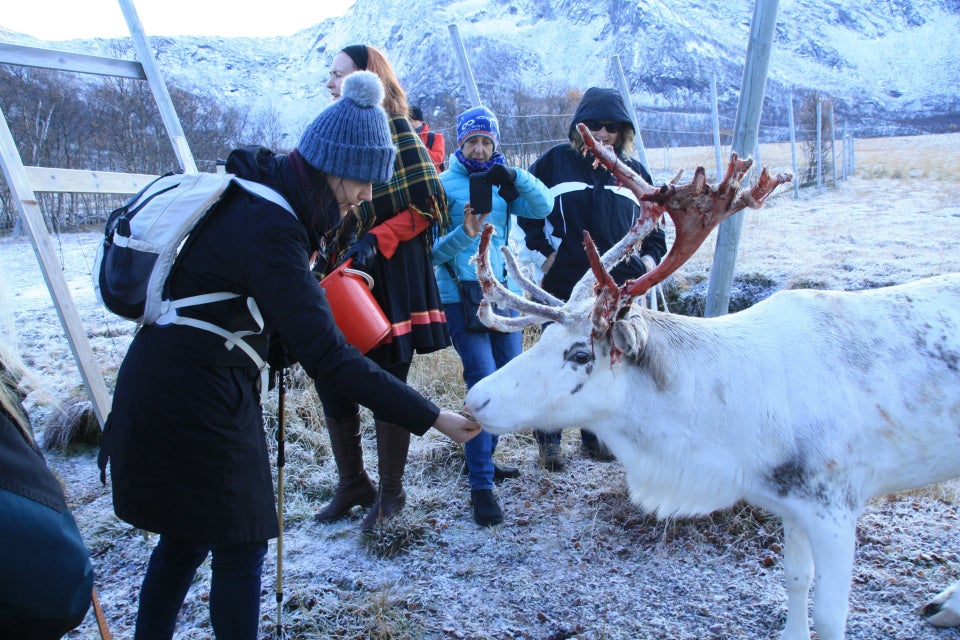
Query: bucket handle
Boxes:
[{"xmin": 343, "ymin": 267, "xmax": 375, "ymax": 291}]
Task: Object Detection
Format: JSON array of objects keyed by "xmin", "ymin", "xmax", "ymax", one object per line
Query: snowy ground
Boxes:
[{"xmin": 3, "ymin": 133, "xmax": 960, "ymax": 639}]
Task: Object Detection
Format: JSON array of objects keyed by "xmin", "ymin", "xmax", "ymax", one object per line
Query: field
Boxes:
[{"xmin": 2, "ymin": 132, "xmax": 960, "ymax": 639}]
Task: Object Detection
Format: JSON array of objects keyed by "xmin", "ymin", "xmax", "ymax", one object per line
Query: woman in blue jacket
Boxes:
[
  {"xmin": 433, "ymin": 106, "xmax": 552, "ymax": 526},
  {"xmin": 0, "ymin": 329, "xmax": 93, "ymax": 639}
]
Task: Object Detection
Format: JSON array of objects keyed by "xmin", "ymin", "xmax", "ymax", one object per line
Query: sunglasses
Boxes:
[{"xmin": 583, "ymin": 120, "xmax": 625, "ymax": 134}]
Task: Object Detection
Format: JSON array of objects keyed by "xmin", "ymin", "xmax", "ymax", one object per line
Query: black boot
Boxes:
[
  {"xmin": 581, "ymin": 430, "xmax": 615, "ymax": 461},
  {"xmin": 493, "ymin": 464, "xmax": 520, "ymax": 482},
  {"xmin": 313, "ymin": 414, "xmax": 376, "ymax": 523},
  {"xmin": 361, "ymin": 421, "xmax": 410, "ymax": 532},
  {"xmin": 534, "ymin": 430, "xmax": 565, "ymax": 472},
  {"xmin": 471, "ymin": 489, "xmax": 503, "ymax": 527}
]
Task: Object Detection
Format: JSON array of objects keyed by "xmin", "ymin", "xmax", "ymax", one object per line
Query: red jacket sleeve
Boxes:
[{"xmin": 369, "ymin": 209, "xmax": 431, "ymax": 259}]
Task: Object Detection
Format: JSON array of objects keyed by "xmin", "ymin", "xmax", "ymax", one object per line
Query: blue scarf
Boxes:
[{"xmin": 455, "ymin": 149, "xmax": 506, "ymax": 175}]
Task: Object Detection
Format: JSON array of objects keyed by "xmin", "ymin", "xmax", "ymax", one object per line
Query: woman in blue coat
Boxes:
[
  {"xmin": 98, "ymin": 72, "xmax": 480, "ymax": 640},
  {"xmin": 433, "ymin": 106, "xmax": 552, "ymax": 526},
  {"xmin": 0, "ymin": 329, "xmax": 93, "ymax": 638}
]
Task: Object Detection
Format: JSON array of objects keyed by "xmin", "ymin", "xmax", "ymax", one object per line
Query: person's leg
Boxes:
[
  {"xmin": 447, "ymin": 303, "xmax": 497, "ymax": 485},
  {"xmin": 581, "ymin": 429, "xmax": 615, "ymax": 461},
  {"xmin": 135, "ymin": 536, "xmax": 209, "ymax": 640},
  {"xmin": 208, "ymin": 541, "xmax": 268, "ymax": 640},
  {"xmin": 487, "ymin": 328, "xmax": 523, "ymax": 480},
  {"xmin": 313, "ymin": 384, "xmax": 375, "ymax": 522},
  {"xmin": 361, "ymin": 362, "xmax": 412, "ymax": 531},
  {"xmin": 446, "ymin": 303, "xmax": 503, "ymax": 525}
]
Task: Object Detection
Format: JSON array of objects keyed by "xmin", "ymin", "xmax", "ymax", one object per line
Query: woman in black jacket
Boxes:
[
  {"xmin": 519, "ymin": 87, "xmax": 667, "ymax": 470},
  {"xmin": 98, "ymin": 71, "xmax": 479, "ymax": 640}
]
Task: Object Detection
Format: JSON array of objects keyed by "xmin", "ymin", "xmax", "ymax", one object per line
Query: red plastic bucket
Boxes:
[{"xmin": 319, "ymin": 260, "xmax": 390, "ymax": 354}]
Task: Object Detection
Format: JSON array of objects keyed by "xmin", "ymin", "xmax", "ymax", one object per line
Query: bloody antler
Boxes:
[
  {"xmin": 473, "ymin": 224, "xmax": 571, "ymax": 331},
  {"xmin": 577, "ymin": 123, "xmax": 793, "ymax": 344}
]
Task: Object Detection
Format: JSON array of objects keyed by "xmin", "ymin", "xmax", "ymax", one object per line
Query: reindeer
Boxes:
[
  {"xmin": 464, "ymin": 124, "xmax": 960, "ymax": 640},
  {"xmin": 924, "ymin": 580, "xmax": 960, "ymax": 627}
]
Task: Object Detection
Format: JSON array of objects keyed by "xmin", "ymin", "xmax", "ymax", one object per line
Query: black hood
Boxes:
[{"xmin": 568, "ymin": 87, "xmax": 634, "ymax": 138}]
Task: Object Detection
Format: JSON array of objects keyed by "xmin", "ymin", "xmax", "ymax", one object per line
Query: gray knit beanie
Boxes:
[{"xmin": 298, "ymin": 70, "xmax": 396, "ymax": 183}]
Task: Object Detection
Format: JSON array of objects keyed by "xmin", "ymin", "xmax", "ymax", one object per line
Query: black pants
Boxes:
[{"xmin": 134, "ymin": 535, "xmax": 267, "ymax": 640}]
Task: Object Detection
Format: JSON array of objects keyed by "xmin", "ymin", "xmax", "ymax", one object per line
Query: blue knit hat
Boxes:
[
  {"xmin": 456, "ymin": 106, "xmax": 500, "ymax": 150},
  {"xmin": 298, "ymin": 71, "xmax": 396, "ymax": 183}
]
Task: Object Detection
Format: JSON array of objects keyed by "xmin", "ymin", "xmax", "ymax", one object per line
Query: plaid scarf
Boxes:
[{"xmin": 324, "ymin": 114, "xmax": 450, "ymax": 268}]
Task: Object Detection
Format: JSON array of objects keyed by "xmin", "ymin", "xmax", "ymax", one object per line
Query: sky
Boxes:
[{"xmin": 1, "ymin": 0, "xmax": 356, "ymax": 40}]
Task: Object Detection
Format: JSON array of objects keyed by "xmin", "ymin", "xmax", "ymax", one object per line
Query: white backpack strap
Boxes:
[
  {"xmin": 232, "ymin": 177, "xmax": 296, "ymax": 217},
  {"xmin": 156, "ymin": 292, "xmax": 243, "ymax": 323},
  {"xmin": 169, "ymin": 315, "xmax": 270, "ymax": 404},
  {"xmin": 156, "ymin": 293, "xmax": 270, "ymax": 404}
]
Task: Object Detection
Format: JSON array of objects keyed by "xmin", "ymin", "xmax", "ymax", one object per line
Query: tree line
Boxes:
[
  {"xmin": 0, "ymin": 65, "xmax": 283, "ymax": 233},
  {"xmin": 0, "ymin": 62, "xmax": 841, "ymax": 234}
]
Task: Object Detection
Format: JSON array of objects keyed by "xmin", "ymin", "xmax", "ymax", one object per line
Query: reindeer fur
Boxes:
[{"xmin": 466, "ymin": 274, "xmax": 960, "ymax": 640}]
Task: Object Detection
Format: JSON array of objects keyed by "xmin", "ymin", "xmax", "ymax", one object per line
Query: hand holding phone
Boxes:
[{"xmin": 462, "ymin": 203, "xmax": 489, "ymax": 238}]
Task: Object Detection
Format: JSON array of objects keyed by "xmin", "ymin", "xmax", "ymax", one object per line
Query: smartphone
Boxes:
[{"xmin": 469, "ymin": 173, "xmax": 493, "ymax": 215}]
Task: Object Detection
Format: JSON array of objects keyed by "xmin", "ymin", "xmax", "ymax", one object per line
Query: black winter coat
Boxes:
[
  {"xmin": 520, "ymin": 144, "xmax": 668, "ymax": 301},
  {"xmin": 100, "ymin": 148, "xmax": 439, "ymax": 544}
]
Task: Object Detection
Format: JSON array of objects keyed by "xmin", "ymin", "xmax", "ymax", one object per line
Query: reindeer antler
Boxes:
[
  {"xmin": 577, "ymin": 123, "xmax": 793, "ymax": 345},
  {"xmin": 473, "ymin": 224, "xmax": 572, "ymax": 331}
]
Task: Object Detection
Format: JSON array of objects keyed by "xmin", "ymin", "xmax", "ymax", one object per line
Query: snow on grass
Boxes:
[{"xmin": 3, "ymin": 134, "xmax": 960, "ymax": 639}]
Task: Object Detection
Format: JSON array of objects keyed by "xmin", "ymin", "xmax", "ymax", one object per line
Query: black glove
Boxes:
[
  {"xmin": 484, "ymin": 163, "xmax": 517, "ymax": 186},
  {"xmin": 341, "ymin": 233, "xmax": 378, "ymax": 271},
  {"xmin": 481, "ymin": 164, "xmax": 520, "ymax": 203}
]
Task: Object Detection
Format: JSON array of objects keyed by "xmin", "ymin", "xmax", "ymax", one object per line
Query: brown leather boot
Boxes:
[
  {"xmin": 313, "ymin": 414, "xmax": 377, "ymax": 523},
  {"xmin": 361, "ymin": 421, "xmax": 409, "ymax": 532}
]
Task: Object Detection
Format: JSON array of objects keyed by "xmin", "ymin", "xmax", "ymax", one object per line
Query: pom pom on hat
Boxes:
[
  {"xmin": 297, "ymin": 70, "xmax": 396, "ymax": 184},
  {"xmin": 456, "ymin": 106, "xmax": 500, "ymax": 150}
]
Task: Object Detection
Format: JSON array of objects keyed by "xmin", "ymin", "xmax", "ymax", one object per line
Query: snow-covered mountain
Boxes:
[{"xmin": 3, "ymin": 0, "xmax": 958, "ymax": 144}]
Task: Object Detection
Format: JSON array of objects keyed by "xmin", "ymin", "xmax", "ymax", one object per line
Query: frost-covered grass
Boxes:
[{"xmin": 3, "ymin": 133, "xmax": 960, "ymax": 639}]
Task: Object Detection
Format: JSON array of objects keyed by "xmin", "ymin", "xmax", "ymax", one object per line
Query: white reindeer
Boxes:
[
  {"xmin": 923, "ymin": 580, "xmax": 960, "ymax": 627},
  {"xmin": 464, "ymin": 125, "xmax": 960, "ymax": 640}
]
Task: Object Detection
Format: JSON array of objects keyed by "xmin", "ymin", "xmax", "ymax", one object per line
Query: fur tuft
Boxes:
[{"xmin": 342, "ymin": 70, "xmax": 385, "ymax": 108}]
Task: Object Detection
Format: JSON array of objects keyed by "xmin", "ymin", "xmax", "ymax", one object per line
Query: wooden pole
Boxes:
[
  {"xmin": 703, "ymin": 0, "xmax": 781, "ymax": 318},
  {"xmin": 611, "ymin": 54, "xmax": 649, "ymax": 168},
  {"xmin": 0, "ymin": 107, "xmax": 113, "ymax": 425},
  {"xmin": 816, "ymin": 98, "xmax": 823, "ymax": 189},
  {"xmin": 787, "ymin": 91, "xmax": 800, "ymax": 199},
  {"xmin": 447, "ymin": 24, "xmax": 483, "ymax": 107},
  {"xmin": 117, "ymin": 0, "xmax": 198, "ymax": 173},
  {"xmin": 830, "ymin": 104, "xmax": 838, "ymax": 185},
  {"xmin": 711, "ymin": 72, "xmax": 723, "ymax": 181}
]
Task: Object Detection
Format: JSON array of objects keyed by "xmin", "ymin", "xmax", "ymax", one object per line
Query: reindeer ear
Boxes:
[{"xmin": 611, "ymin": 305, "xmax": 649, "ymax": 359}]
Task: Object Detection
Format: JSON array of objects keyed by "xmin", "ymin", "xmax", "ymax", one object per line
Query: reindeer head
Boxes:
[{"xmin": 465, "ymin": 126, "xmax": 791, "ymax": 433}]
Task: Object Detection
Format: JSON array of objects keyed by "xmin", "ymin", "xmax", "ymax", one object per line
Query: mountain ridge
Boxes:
[{"xmin": 2, "ymin": 0, "xmax": 957, "ymax": 145}]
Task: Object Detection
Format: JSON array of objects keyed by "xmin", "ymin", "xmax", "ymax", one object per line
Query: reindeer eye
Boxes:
[
  {"xmin": 562, "ymin": 342, "xmax": 594, "ymax": 369},
  {"xmin": 569, "ymin": 349, "xmax": 593, "ymax": 365}
]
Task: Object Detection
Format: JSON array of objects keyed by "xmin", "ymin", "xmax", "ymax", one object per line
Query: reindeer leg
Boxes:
[
  {"xmin": 781, "ymin": 516, "xmax": 814, "ymax": 640},
  {"xmin": 922, "ymin": 580, "xmax": 960, "ymax": 627},
  {"xmin": 804, "ymin": 508, "xmax": 857, "ymax": 640}
]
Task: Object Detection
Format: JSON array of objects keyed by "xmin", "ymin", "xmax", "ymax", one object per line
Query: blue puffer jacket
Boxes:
[{"xmin": 433, "ymin": 155, "xmax": 552, "ymax": 303}]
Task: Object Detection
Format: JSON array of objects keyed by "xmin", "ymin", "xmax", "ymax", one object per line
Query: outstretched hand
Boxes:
[{"xmin": 432, "ymin": 410, "xmax": 482, "ymax": 443}]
